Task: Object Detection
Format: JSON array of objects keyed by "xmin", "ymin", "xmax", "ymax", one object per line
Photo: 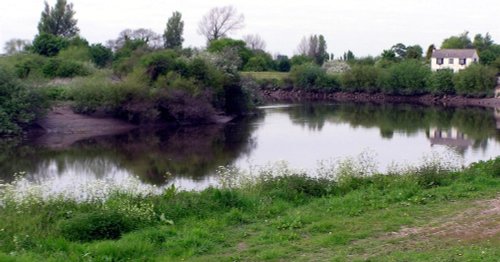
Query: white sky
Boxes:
[{"xmin": 1, "ymin": 0, "xmax": 499, "ymax": 57}]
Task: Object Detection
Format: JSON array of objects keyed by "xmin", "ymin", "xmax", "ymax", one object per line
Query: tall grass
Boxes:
[{"xmin": 0, "ymin": 156, "xmax": 499, "ymax": 260}]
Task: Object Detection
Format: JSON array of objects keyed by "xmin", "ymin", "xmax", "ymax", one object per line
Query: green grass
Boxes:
[
  {"xmin": 0, "ymin": 159, "xmax": 499, "ymax": 261},
  {"xmin": 241, "ymin": 71, "xmax": 290, "ymax": 80}
]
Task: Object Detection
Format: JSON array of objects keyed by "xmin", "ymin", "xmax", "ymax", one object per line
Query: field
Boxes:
[{"xmin": 241, "ymin": 71, "xmax": 290, "ymax": 80}]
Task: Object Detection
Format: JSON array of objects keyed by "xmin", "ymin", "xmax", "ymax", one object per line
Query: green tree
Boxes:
[
  {"xmin": 164, "ymin": 11, "xmax": 184, "ymax": 49},
  {"xmin": 32, "ymin": 33, "xmax": 69, "ymax": 56},
  {"xmin": 453, "ymin": 64, "xmax": 496, "ymax": 97},
  {"xmin": 37, "ymin": 0, "xmax": 79, "ymax": 37},
  {"xmin": 441, "ymin": 31, "xmax": 472, "ymax": 49},
  {"xmin": 89, "ymin": 44, "xmax": 113, "ymax": 68},
  {"xmin": 473, "ymin": 33, "xmax": 493, "ymax": 52},
  {"xmin": 426, "ymin": 44, "xmax": 436, "ymax": 61},
  {"xmin": 405, "ymin": 45, "xmax": 423, "ymax": 60}
]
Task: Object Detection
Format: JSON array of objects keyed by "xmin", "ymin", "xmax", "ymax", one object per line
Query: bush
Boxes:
[
  {"xmin": 141, "ymin": 50, "xmax": 180, "ymax": 81},
  {"xmin": 341, "ymin": 65, "xmax": 381, "ymax": 93},
  {"xmin": 453, "ymin": 64, "xmax": 496, "ymax": 97},
  {"xmin": 382, "ymin": 60, "xmax": 431, "ymax": 95},
  {"xmin": 57, "ymin": 46, "xmax": 91, "ymax": 62},
  {"xmin": 58, "ymin": 210, "xmax": 136, "ymax": 242},
  {"xmin": 31, "ymin": 33, "xmax": 69, "ymax": 57},
  {"xmin": 0, "ymin": 68, "xmax": 47, "ymax": 135},
  {"xmin": 42, "ymin": 58, "xmax": 91, "ymax": 78},
  {"xmin": 428, "ymin": 69, "xmax": 455, "ymax": 95},
  {"xmin": 12, "ymin": 54, "xmax": 47, "ymax": 79},
  {"xmin": 89, "ymin": 44, "xmax": 113, "ymax": 68},
  {"xmin": 290, "ymin": 63, "xmax": 327, "ymax": 90}
]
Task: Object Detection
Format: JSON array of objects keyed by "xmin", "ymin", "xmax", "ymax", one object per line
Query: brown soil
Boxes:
[
  {"xmin": 357, "ymin": 196, "xmax": 500, "ymax": 259},
  {"xmin": 34, "ymin": 105, "xmax": 136, "ymax": 148},
  {"xmin": 261, "ymin": 89, "xmax": 500, "ymax": 108}
]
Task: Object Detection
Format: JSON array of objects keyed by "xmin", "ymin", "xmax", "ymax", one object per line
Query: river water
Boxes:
[{"xmin": 3, "ymin": 103, "xmax": 500, "ymax": 194}]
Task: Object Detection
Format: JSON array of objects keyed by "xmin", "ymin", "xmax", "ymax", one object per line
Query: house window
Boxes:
[
  {"xmin": 474, "ymin": 58, "xmax": 478, "ymax": 63},
  {"xmin": 449, "ymin": 58, "xmax": 454, "ymax": 64},
  {"xmin": 459, "ymin": 59, "xmax": 466, "ymax": 65},
  {"xmin": 437, "ymin": 58, "xmax": 444, "ymax": 65}
]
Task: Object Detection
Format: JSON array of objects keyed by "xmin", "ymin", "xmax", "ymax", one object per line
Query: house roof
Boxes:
[{"xmin": 432, "ymin": 49, "xmax": 477, "ymax": 59}]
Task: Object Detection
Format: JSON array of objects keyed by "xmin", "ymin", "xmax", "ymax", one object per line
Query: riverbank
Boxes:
[
  {"xmin": 1, "ymin": 158, "xmax": 499, "ymax": 261},
  {"xmin": 260, "ymin": 89, "xmax": 500, "ymax": 108}
]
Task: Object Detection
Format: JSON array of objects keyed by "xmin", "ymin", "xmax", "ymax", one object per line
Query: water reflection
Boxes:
[{"xmin": 2, "ymin": 103, "xmax": 500, "ymax": 192}]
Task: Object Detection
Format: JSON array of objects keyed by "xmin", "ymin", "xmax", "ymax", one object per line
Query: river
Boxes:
[{"xmin": 2, "ymin": 102, "xmax": 500, "ymax": 194}]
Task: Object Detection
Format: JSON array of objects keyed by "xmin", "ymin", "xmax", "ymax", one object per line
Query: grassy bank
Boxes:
[{"xmin": 0, "ymin": 158, "xmax": 499, "ymax": 261}]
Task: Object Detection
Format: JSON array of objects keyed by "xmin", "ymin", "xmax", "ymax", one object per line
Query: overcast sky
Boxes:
[{"xmin": 1, "ymin": 0, "xmax": 499, "ymax": 57}]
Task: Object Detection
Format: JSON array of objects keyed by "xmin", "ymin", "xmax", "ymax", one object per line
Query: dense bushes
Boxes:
[
  {"xmin": 31, "ymin": 33, "xmax": 69, "ymax": 57},
  {"xmin": 453, "ymin": 64, "xmax": 497, "ymax": 97},
  {"xmin": 428, "ymin": 69, "xmax": 455, "ymax": 95},
  {"xmin": 0, "ymin": 68, "xmax": 46, "ymax": 135},
  {"xmin": 341, "ymin": 65, "xmax": 381, "ymax": 93},
  {"xmin": 382, "ymin": 60, "xmax": 431, "ymax": 95},
  {"xmin": 42, "ymin": 58, "xmax": 91, "ymax": 78},
  {"xmin": 290, "ymin": 63, "xmax": 340, "ymax": 91}
]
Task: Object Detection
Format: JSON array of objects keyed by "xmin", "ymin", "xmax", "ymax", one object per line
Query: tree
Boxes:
[
  {"xmin": 391, "ymin": 43, "xmax": 407, "ymax": 58},
  {"xmin": 89, "ymin": 44, "xmax": 113, "ymax": 68},
  {"xmin": 473, "ymin": 33, "xmax": 493, "ymax": 52},
  {"xmin": 164, "ymin": 11, "xmax": 184, "ymax": 49},
  {"xmin": 441, "ymin": 31, "xmax": 473, "ymax": 49},
  {"xmin": 296, "ymin": 34, "xmax": 329, "ymax": 65},
  {"xmin": 243, "ymin": 34, "xmax": 266, "ymax": 51},
  {"xmin": 405, "ymin": 45, "xmax": 423, "ymax": 60},
  {"xmin": 38, "ymin": 0, "xmax": 79, "ymax": 37},
  {"xmin": 426, "ymin": 44, "xmax": 436, "ymax": 61},
  {"xmin": 3, "ymin": 39, "xmax": 30, "ymax": 54},
  {"xmin": 198, "ymin": 6, "xmax": 245, "ymax": 42},
  {"xmin": 107, "ymin": 28, "xmax": 162, "ymax": 50},
  {"xmin": 343, "ymin": 50, "xmax": 355, "ymax": 61},
  {"xmin": 32, "ymin": 33, "xmax": 69, "ymax": 56}
]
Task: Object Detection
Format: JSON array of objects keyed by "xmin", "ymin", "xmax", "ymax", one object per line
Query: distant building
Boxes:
[{"xmin": 431, "ymin": 49, "xmax": 479, "ymax": 73}]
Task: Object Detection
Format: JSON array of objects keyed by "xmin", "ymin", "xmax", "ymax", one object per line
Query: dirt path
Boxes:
[
  {"xmin": 34, "ymin": 105, "xmax": 136, "ymax": 148},
  {"xmin": 356, "ymin": 196, "xmax": 500, "ymax": 259}
]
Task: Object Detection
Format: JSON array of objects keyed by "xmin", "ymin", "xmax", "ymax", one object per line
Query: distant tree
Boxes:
[
  {"xmin": 38, "ymin": 0, "xmax": 79, "ymax": 37},
  {"xmin": 89, "ymin": 44, "xmax": 113, "ymax": 68},
  {"xmin": 207, "ymin": 38, "xmax": 252, "ymax": 69},
  {"xmin": 473, "ymin": 33, "xmax": 493, "ymax": 52},
  {"xmin": 276, "ymin": 55, "xmax": 291, "ymax": 72},
  {"xmin": 3, "ymin": 39, "xmax": 30, "ymax": 54},
  {"xmin": 381, "ymin": 49, "xmax": 397, "ymax": 61},
  {"xmin": 406, "ymin": 45, "xmax": 423, "ymax": 59},
  {"xmin": 32, "ymin": 33, "xmax": 69, "ymax": 56},
  {"xmin": 343, "ymin": 50, "xmax": 355, "ymax": 61},
  {"xmin": 441, "ymin": 31, "xmax": 473, "ymax": 49},
  {"xmin": 243, "ymin": 34, "xmax": 266, "ymax": 51},
  {"xmin": 107, "ymin": 28, "xmax": 162, "ymax": 50},
  {"xmin": 391, "ymin": 43, "xmax": 407, "ymax": 58},
  {"xmin": 426, "ymin": 44, "xmax": 436, "ymax": 61},
  {"xmin": 164, "ymin": 11, "xmax": 184, "ymax": 49},
  {"xmin": 297, "ymin": 34, "xmax": 329, "ymax": 65},
  {"xmin": 198, "ymin": 6, "xmax": 245, "ymax": 42}
]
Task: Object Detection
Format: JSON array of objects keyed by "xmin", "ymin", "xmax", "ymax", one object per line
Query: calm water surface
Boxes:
[{"xmin": 3, "ymin": 103, "xmax": 500, "ymax": 192}]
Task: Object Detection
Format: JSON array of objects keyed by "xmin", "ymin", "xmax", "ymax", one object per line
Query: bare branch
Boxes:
[{"xmin": 198, "ymin": 6, "xmax": 245, "ymax": 42}]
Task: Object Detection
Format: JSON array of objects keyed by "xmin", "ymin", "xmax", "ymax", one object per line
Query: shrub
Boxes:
[
  {"xmin": 42, "ymin": 58, "xmax": 91, "ymax": 78},
  {"xmin": 58, "ymin": 210, "xmax": 136, "ymax": 242},
  {"xmin": 341, "ymin": 65, "xmax": 381, "ymax": 93},
  {"xmin": 0, "ymin": 68, "xmax": 46, "ymax": 135},
  {"xmin": 13, "ymin": 54, "xmax": 47, "ymax": 79},
  {"xmin": 57, "ymin": 46, "xmax": 91, "ymax": 62},
  {"xmin": 31, "ymin": 33, "xmax": 69, "ymax": 57},
  {"xmin": 290, "ymin": 63, "xmax": 327, "ymax": 90},
  {"xmin": 428, "ymin": 69, "xmax": 455, "ymax": 95},
  {"xmin": 383, "ymin": 60, "xmax": 431, "ymax": 95},
  {"xmin": 89, "ymin": 44, "xmax": 113, "ymax": 68},
  {"xmin": 141, "ymin": 50, "xmax": 179, "ymax": 82},
  {"xmin": 453, "ymin": 64, "xmax": 496, "ymax": 97}
]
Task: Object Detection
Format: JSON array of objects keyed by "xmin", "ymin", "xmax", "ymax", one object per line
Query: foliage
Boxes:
[
  {"xmin": 290, "ymin": 55, "xmax": 314, "ymax": 67},
  {"xmin": 453, "ymin": 64, "xmax": 496, "ymax": 97},
  {"xmin": 0, "ymin": 156, "xmax": 499, "ymax": 260},
  {"xmin": 164, "ymin": 11, "xmax": 184, "ymax": 49},
  {"xmin": 428, "ymin": 69, "xmax": 455, "ymax": 95},
  {"xmin": 89, "ymin": 44, "xmax": 113, "ymax": 68},
  {"xmin": 290, "ymin": 63, "xmax": 338, "ymax": 90},
  {"xmin": 57, "ymin": 45, "xmax": 90, "ymax": 62},
  {"xmin": 382, "ymin": 60, "xmax": 431, "ymax": 95},
  {"xmin": 243, "ymin": 52, "xmax": 274, "ymax": 72},
  {"xmin": 441, "ymin": 31, "xmax": 473, "ymax": 49},
  {"xmin": 31, "ymin": 33, "xmax": 69, "ymax": 57},
  {"xmin": 297, "ymin": 35, "xmax": 329, "ymax": 65},
  {"xmin": 275, "ymin": 55, "xmax": 291, "ymax": 72},
  {"xmin": 37, "ymin": 0, "xmax": 79, "ymax": 37},
  {"xmin": 3, "ymin": 39, "xmax": 30, "ymax": 55},
  {"xmin": 42, "ymin": 58, "xmax": 91, "ymax": 78},
  {"xmin": 341, "ymin": 65, "xmax": 381, "ymax": 93},
  {"xmin": 207, "ymin": 38, "xmax": 252, "ymax": 68},
  {"xmin": 0, "ymin": 68, "xmax": 46, "ymax": 135},
  {"xmin": 12, "ymin": 54, "xmax": 47, "ymax": 79}
]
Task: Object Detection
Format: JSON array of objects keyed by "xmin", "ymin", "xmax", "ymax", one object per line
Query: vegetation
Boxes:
[
  {"xmin": 163, "ymin": 11, "xmax": 184, "ymax": 49},
  {"xmin": 0, "ymin": 156, "xmax": 499, "ymax": 260},
  {"xmin": 38, "ymin": 0, "xmax": 79, "ymax": 37},
  {"xmin": 0, "ymin": 68, "xmax": 46, "ymax": 135}
]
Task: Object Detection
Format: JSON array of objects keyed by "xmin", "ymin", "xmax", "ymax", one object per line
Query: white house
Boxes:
[{"xmin": 431, "ymin": 49, "xmax": 479, "ymax": 73}]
